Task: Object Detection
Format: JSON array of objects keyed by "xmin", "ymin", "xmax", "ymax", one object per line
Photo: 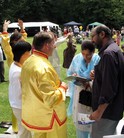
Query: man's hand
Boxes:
[
  {"xmin": 3, "ymin": 20, "xmax": 10, "ymax": 32},
  {"xmin": 60, "ymin": 82, "xmax": 68, "ymax": 91},
  {"xmin": 89, "ymin": 110, "xmax": 103, "ymax": 121},
  {"xmin": 90, "ymin": 70, "xmax": 95, "ymax": 80},
  {"xmin": 18, "ymin": 19, "xmax": 25, "ymax": 32},
  {"xmin": 89, "ymin": 103, "xmax": 108, "ymax": 121}
]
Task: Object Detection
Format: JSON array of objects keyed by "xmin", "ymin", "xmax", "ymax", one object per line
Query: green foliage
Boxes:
[{"xmin": 1, "ymin": 0, "xmax": 124, "ymax": 31}]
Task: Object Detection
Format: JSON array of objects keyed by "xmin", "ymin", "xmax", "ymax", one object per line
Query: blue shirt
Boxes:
[{"xmin": 67, "ymin": 53, "xmax": 100, "ymax": 116}]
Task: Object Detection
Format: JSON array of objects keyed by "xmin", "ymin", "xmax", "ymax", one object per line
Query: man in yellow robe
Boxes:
[{"xmin": 21, "ymin": 32, "xmax": 68, "ymax": 138}]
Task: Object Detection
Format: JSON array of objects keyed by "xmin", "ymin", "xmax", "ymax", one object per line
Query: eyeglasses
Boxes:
[{"xmin": 91, "ymin": 33, "xmax": 97, "ymax": 38}]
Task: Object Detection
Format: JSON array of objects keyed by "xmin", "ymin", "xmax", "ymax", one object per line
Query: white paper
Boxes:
[{"xmin": 78, "ymin": 113, "xmax": 95, "ymax": 125}]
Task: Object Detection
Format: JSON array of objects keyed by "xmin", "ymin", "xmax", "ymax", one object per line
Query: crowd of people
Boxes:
[
  {"xmin": 63, "ymin": 26, "xmax": 90, "ymax": 44},
  {"xmin": 0, "ymin": 19, "xmax": 124, "ymax": 138}
]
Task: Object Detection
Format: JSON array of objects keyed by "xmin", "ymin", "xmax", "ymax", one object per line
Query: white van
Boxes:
[{"xmin": 8, "ymin": 21, "xmax": 61, "ymax": 36}]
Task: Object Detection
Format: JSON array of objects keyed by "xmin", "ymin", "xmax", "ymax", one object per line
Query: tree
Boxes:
[{"xmin": 1, "ymin": 0, "xmax": 124, "ymax": 31}]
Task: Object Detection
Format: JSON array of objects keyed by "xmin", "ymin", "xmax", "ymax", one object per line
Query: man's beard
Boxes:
[
  {"xmin": 93, "ymin": 42, "xmax": 102, "ymax": 51},
  {"xmin": 95, "ymin": 44, "xmax": 102, "ymax": 51}
]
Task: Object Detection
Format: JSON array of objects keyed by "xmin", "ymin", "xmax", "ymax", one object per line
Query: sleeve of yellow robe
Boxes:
[
  {"xmin": 0, "ymin": 31, "xmax": 27, "ymax": 67},
  {"xmin": 1, "ymin": 33, "xmax": 13, "ymax": 67},
  {"xmin": 21, "ymin": 31, "xmax": 27, "ymax": 40},
  {"xmin": 29, "ymin": 70, "xmax": 66, "ymax": 108},
  {"xmin": 38, "ymin": 67, "xmax": 66, "ymax": 107}
]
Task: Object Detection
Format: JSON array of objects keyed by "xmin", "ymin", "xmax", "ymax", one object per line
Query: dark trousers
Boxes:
[
  {"xmin": 92, "ymin": 118, "xmax": 118, "ymax": 138},
  {"xmin": 0, "ymin": 61, "xmax": 5, "ymax": 82}
]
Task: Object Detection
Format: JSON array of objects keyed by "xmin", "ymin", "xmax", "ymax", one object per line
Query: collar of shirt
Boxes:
[
  {"xmin": 99, "ymin": 39, "xmax": 114, "ymax": 57},
  {"xmin": 33, "ymin": 49, "xmax": 48, "ymax": 59}
]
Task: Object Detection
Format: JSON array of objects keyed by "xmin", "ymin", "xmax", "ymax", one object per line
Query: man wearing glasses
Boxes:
[{"xmin": 90, "ymin": 25, "xmax": 124, "ymax": 138}]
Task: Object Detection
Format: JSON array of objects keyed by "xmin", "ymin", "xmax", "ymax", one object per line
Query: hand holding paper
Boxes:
[{"xmin": 78, "ymin": 113, "xmax": 95, "ymax": 125}]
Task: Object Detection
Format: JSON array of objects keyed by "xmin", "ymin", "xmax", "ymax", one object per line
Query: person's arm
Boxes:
[
  {"xmin": 41, "ymin": 80, "xmax": 68, "ymax": 107},
  {"xmin": 89, "ymin": 103, "xmax": 108, "ymax": 121},
  {"xmin": 90, "ymin": 70, "xmax": 95, "ymax": 80},
  {"xmin": 1, "ymin": 20, "xmax": 13, "ymax": 67},
  {"xmin": 58, "ymin": 82, "xmax": 68, "ymax": 101},
  {"xmin": 18, "ymin": 19, "xmax": 25, "ymax": 33},
  {"xmin": 35, "ymin": 67, "xmax": 68, "ymax": 107},
  {"xmin": 3, "ymin": 20, "xmax": 10, "ymax": 33},
  {"xmin": 18, "ymin": 19, "xmax": 27, "ymax": 40},
  {"xmin": 90, "ymin": 55, "xmax": 100, "ymax": 80},
  {"xmin": 55, "ymin": 33, "xmax": 72, "ymax": 47},
  {"xmin": 55, "ymin": 36, "xmax": 67, "ymax": 47}
]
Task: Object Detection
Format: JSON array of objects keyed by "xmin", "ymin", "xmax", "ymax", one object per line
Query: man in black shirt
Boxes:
[{"xmin": 89, "ymin": 25, "xmax": 124, "ymax": 138}]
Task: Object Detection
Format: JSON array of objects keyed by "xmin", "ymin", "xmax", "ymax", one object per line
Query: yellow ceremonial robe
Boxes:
[{"xmin": 21, "ymin": 50, "xmax": 67, "ymax": 134}]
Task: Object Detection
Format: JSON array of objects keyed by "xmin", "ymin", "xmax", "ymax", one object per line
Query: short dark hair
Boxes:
[
  {"xmin": 12, "ymin": 41, "xmax": 31, "ymax": 62},
  {"xmin": 32, "ymin": 32, "xmax": 54, "ymax": 51},
  {"xmin": 95, "ymin": 25, "xmax": 111, "ymax": 37},
  {"xmin": 81, "ymin": 40, "xmax": 95, "ymax": 52},
  {"xmin": 10, "ymin": 32, "xmax": 22, "ymax": 47}
]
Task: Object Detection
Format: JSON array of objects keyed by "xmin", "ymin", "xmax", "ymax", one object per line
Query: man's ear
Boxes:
[
  {"xmin": 45, "ymin": 43, "xmax": 49, "ymax": 50},
  {"xmin": 99, "ymin": 31, "xmax": 105, "ymax": 38},
  {"xmin": 41, "ymin": 43, "xmax": 48, "ymax": 52}
]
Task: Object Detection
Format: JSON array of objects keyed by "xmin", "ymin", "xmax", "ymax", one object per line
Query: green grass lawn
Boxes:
[{"xmin": 0, "ymin": 37, "xmax": 81, "ymax": 137}]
